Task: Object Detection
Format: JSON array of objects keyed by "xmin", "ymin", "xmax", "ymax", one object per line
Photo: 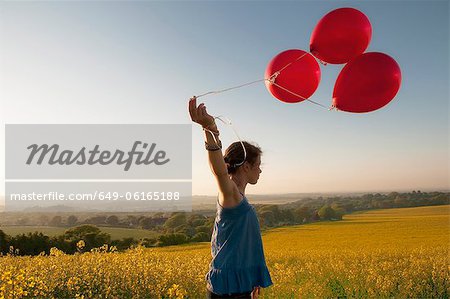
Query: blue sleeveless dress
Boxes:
[{"xmin": 205, "ymin": 195, "xmax": 273, "ymax": 295}]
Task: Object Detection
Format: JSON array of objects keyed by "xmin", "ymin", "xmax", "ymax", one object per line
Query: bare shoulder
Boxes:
[{"xmin": 218, "ymin": 183, "xmax": 243, "ymax": 208}]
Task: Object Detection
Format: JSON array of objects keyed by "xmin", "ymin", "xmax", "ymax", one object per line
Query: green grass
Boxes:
[{"xmin": 0, "ymin": 225, "xmax": 160, "ymax": 240}]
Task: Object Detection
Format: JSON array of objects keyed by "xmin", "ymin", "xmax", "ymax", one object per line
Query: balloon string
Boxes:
[
  {"xmin": 196, "ymin": 78, "xmax": 266, "ymax": 99},
  {"xmin": 203, "ymin": 115, "xmax": 247, "ymax": 168},
  {"xmin": 197, "ymin": 77, "xmax": 331, "ymax": 110},
  {"xmin": 270, "ymin": 82, "xmax": 330, "ymax": 110},
  {"xmin": 194, "ymin": 53, "xmax": 331, "ymax": 110},
  {"xmin": 275, "ymin": 52, "xmax": 308, "ymax": 74},
  {"xmin": 195, "ymin": 53, "xmax": 307, "ymax": 99}
]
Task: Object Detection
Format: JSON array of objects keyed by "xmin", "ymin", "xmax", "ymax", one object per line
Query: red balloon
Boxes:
[
  {"xmin": 332, "ymin": 52, "xmax": 402, "ymax": 113},
  {"xmin": 310, "ymin": 7, "xmax": 372, "ymax": 64},
  {"xmin": 265, "ymin": 49, "xmax": 321, "ymax": 103}
]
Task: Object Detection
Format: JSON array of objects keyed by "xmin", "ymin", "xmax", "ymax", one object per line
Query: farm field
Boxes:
[{"xmin": 0, "ymin": 205, "xmax": 449, "ymax": 298}]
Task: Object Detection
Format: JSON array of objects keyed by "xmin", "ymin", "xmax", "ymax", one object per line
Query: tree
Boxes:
[
  {"xmin": 280, "ymin": 209, "xmax": 295, "ymax": 224},
  {"xmin": 191, "ymin": 232, "xmax": 210, "ymax": 242},
  {"xmin": 157, "ymin": 233, "xmax": 188, "ymax": 246},
  {"xmin": 318, "ymin": 205, "xmax": 336, "ymax": 220},
  {"xmin": 311, "ymin": 211, "xmax": 321, "ymax": 221},
  {"xmin": 188, "ymin": 214, "xmax": 207, "ymax": 227},
  {"xmin": 259, "ymin": 210, "xmax": 275, "ymax": 227},
  {"xmin": 67, "ymin": 215, "xmax": 78, "ymax": 226},
  {"xmin": 139, "ymin": 217, "xmax": 151, "ymax": 229},
  {"xmin": 341, "ymin": 203, "xmax": 355, "ymax": 213},
  {"xmin": 140, "ymin": 237, "xmax": 157, "ymax": 247},
  {"xmin": 63, "ymin": 225, "xmax": 111, "ymax": 252},
  {"xmin": 331, "ymin": 203, "xmax": 345, "ymax": 220},
  {"xmin": 259, "ymin": 205, "xmax": 281, "ymax": 219},
  {"xmin": 16, "ymin": 217, "xmax": 29, "ymax": 225},
  {"xmin": 49, "ymin": 216, "xmax": 62, "ymax": 226},
  {"xmin": 106, "ymin": 215, "xmax": 119, "ymax": 226},
  {"xmin": 0, "ymin": 230, "xmax": 10, "ymax": 254},
  {"xmin": 164, "ymin": 213, "xmax": 187, "ymax": 229},
  {"xmin": 126, "ymin": 215, "xmax": 138, "ymax": 227},
  {"xmin": 10, "ymin": 232, "xmax": 51, "ymax": 255},
  {"xmin": 196, "ymin": 224, "xmax": 213, "ymax": 235},
  {"xmin": 174, "ymin": 224, "xmax": 196, "ymax": 238},
  {"xmin": 191, "ymin": 218, "xmax": 206, "ymax": 227},
  {"xmin": 38, "ymin": 215, "xmax": 49, "ymax": 226},
  {"xmin": 111, "ymin": 237, "xmax": 137, "ymax": 250},
  {"xmin": 294, "ymin": 207, "xmax": 310, "ymax": 223},
  {"xmin": 394, "ymin": 196, "xmax": 407, "ymax": 207},
  {"xmin": 388, "ymin": 192, "xmax": 399, "ymax": 199},
  {"xmin": 85, "ymin": 215, "xmax": 107, "ymax": 225}
]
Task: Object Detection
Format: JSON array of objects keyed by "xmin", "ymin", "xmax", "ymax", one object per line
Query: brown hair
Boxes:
[{"xmin": 223, "ymin": 141, "xmax": 262, "ymax": 174}]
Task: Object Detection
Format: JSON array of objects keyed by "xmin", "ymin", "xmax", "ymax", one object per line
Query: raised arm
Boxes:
[{"xmin": 188, "ymin": 97, "xmax": 238, "ymax": 202}]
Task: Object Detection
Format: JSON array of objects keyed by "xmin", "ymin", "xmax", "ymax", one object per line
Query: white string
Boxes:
[
  {"xmin": 275, "ymin": 52, "xmax": 308, "ymax": 74},
  {"xmin": 196, "ymin": 78, "xmax": 266, "ymax": 99},
  {"xmin": 270, "ymin": 82, "xmax": 331, "ymax": 109},
  {"xmin": 211, "ymin": 115, "xmax": 247, "ymax": 167},
  {"xmin": 194, "ymin": 53, "xmax": 331, "ymax": 110}
]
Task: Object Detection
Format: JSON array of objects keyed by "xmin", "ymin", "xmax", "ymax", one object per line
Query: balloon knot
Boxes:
[
  {"xmin": 268, "ymin": 71, "xmax": 280, "ymax": 84},
  {"xmin": 329, "ymin": 105, "xmax": 340, "ymax": 111}
]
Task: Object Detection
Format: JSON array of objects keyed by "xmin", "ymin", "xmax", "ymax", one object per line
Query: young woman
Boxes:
[{"xmin": 188, "ymin": 97, "xmax": 273, "ymax": 299}]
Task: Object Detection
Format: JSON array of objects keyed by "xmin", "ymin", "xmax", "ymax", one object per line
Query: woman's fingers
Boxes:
[
  {"xmin": 188, "ymin": 97, "xmax": 197, "ymax": 121},
  {"xmin": 189, "ymin": 97, "xmax": 201, "ymax": 122},
  {"xmin": 199, "ymin": 104, "xmax": 207, "ymax": 117},
  {"xmin": 189, "ymin": 96, "xmax": 213, "ymax": 126}
]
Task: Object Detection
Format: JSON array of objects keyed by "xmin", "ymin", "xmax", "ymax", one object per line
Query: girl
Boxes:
[{"xmin": 188, "ymin": 97, "xmax": 273, "ymax": 299}]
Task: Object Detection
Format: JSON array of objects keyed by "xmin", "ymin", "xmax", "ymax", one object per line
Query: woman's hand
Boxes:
[
  {"xmin": 188, "ymin": 96, "xmax": 215, "ymax": 128},
  {"xmin": 251, "ymin": 286, "xmax": 260, "ymax": 299}
]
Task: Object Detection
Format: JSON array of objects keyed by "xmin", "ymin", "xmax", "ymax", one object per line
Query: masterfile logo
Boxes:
[
  {"xmin": 26, "ymin": 141, "xmax": 170, "ymax": 171},
  {"xmin": 6, "ymin": 124, "xmax": 191, "ymax": 179}
]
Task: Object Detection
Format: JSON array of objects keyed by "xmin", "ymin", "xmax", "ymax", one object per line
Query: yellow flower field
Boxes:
[{"xmin": 1, "ymin": 205, "xmax": 449, "ymax": 298}]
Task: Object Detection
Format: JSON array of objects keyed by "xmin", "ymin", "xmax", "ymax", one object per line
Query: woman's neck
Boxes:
[{"xmin": 231, "ymin": 176, "xmax": 247, "ymax": 195}]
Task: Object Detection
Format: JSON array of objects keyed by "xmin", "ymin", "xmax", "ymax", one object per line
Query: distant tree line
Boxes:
[
  {"xmin": 257, "ymin": 191, "xmax": 449, "ymax": 228},
  {"xmin": 1, "ymin": 191, "xmax": 448, "ymax": 255},
  {"xmin": 0, "ymin": 212, "xmax": 215, "ymax": 256}
]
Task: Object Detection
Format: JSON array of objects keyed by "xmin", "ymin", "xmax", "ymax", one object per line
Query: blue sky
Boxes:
[{"xmin": 0, "ymin": 1, "xmax": 448, "ymax": 199}]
